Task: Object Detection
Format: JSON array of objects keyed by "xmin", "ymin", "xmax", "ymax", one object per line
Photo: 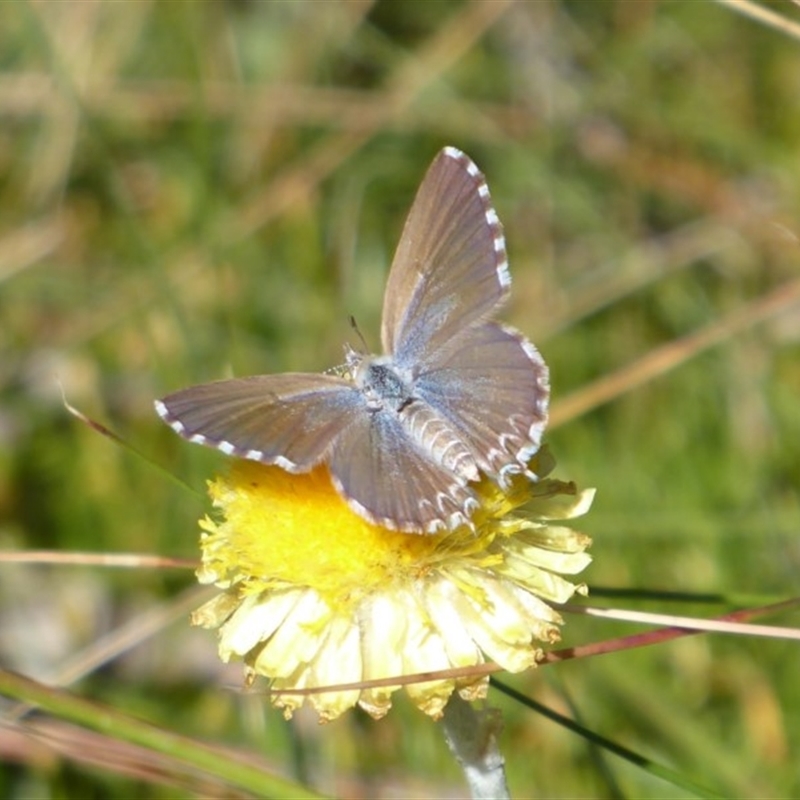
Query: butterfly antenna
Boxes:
[{"xmin": 349, "ymin": 315, "xmax": 370, "ymax": 353}]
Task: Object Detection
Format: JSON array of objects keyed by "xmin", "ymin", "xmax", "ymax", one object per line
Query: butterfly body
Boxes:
[
  {"xmin": 350, "ymin": 353, "xmax": 413, "ymax": 413},
  {"xmin": 156, "ymin": 147, "xmax": 549, "ymax": 534}
]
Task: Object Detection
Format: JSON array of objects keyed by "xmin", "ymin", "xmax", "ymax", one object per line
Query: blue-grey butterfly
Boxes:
[{"xmin": 155, "ymin": 147, "xmax": 549, "ymax": 534}]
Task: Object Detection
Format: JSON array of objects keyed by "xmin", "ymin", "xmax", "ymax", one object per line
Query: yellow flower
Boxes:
[{"xmin": 190, "ymin": 447, "xmax": 593, "ymax": 722}]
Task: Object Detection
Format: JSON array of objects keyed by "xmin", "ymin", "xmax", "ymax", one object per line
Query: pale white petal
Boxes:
[
  {"xmin": 528, "ymin": 487, "xmax": 596, "ymax": 520},
  {"xmin": 500, "ymin": 551, "xmax": 590, "ymax": 603},
  {"xmin": 219, "ymin": 589, "xmax": 301, "ymax": 660},
  {"xmin": 518, "ymin": 523, "xmax": 593, "ymax": 554},
  {"xmin": 308, "ymin": 616, "xmax": 363, "ymax": 720},
  {"xmin": 399, "ymin": 590, "xmax": 457, "ymax": 718},
  {"xmin": 191, "ymin": 592, "xmax": 241, "ymax": 629},
  {"xmin": 508, "ymin": 584, "xmax": 563, "ymax": 625},
  {"xmin": 423, "ymin": 577, "xmax": 482, "ymax": 667},
  {"xmin": 272, "ymin": 667, "xmax": 311, "ymax": 719},
  {"xmin": 358, "ymin": 592, "xmax": 407, "ymax": 717},
  {"xmin": 447, "ymin": 575, "xmax": 540, "ymax": 672},
  {"xmin": 360, "ymin": 592, "xmax": 407, "ymax": 678},
  {"xmin": 461, "ymin": 571, "xmax": 533, "ymax": 644},
  {"xmin": 507, "ymin": 537, "xmax": 593, "ymax": 575},
  {"xmin": 255, "ymin": 591, "xmax": 333, "ymax": 677}
]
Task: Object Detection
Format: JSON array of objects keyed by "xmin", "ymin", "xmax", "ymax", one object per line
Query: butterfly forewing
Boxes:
[
  {"xmin": 381, "ymin": 147, "xmax": 510, "ymax": 363},
  {"xmin": 156, "ymin": 374, "xmax": 361, "ymax": 471}
]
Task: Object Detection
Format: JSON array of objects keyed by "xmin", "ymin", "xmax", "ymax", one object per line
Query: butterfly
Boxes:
[{"xmin": 155, "ymin": 147, "xmax": 549, "ymax": 534}]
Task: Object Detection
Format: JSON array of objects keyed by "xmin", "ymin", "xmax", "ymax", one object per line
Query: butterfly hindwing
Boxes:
[
  {"xmin": 411, "ymin": 322, "xmax": 549, "ymax": 480},
  {"xmin": 328, "ymin": 408, "xmax": 478, "ymax": 533}
]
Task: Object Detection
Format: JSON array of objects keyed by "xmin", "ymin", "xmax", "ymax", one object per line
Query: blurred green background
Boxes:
[{"xmin": 1, "ymin": 1, "xmax": 799, "ymax": 797}]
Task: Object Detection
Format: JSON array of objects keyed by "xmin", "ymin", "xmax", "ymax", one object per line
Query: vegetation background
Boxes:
[{"xmin": 1, "ymin": 1, "xmax": 798, "ymax": 797}]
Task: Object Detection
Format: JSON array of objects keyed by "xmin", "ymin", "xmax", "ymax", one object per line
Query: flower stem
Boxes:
[{"xmin": 441, "ymin": 695, "xmax": 510, "ymax": 800}]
